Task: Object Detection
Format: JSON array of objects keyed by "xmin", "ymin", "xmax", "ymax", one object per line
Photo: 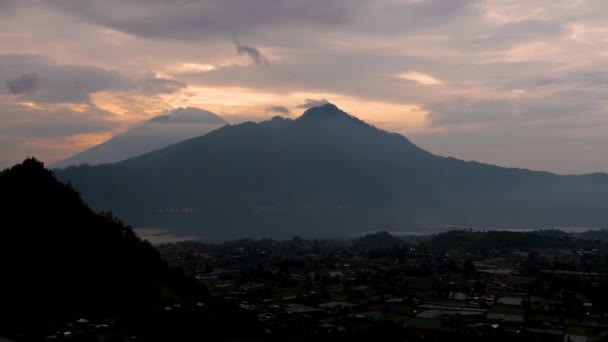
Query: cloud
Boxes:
[
  {"xmin": 0, "ymin": 102, "xmax": 118, "ymax": 138},
  {"xmin": 137, "ymin": 76, "xmax": 187, "ymax": 95},
  {"xmin": 398, "ymin": 72, "xmax": 442, "ymax": 85},
  {"xmin": 460, "ymin": 20, "xmax": 567, "ymax": 51},
  {"xmin": 0, "ymin": 0, "xmax": 21, "ymax": 16},
  {"xmin": 411, "ymin": 109, "xmax": 608, "ymax": 174},
  {"xmin": 2, "ymin": 0, "xmax": 608, "ymax": 173},
  {"xmin": 50, "ymin": 0, "xmax": 357, "ymax": 41},
  {"xmin": 7, "ymin": 73, "xmax": 38, "ymax": 94},
  {"xmin": 0, "ymin": 99, "xmax": 125, "ymax": 169},
  {"xmin": 265, "ymin": 105, "xmax": 292, "ymax": 116},
  {"xmin": 297, "ymin": 98, "xmax": 329, "ymax": 109},
  {"xmin": 0, "ymin": 54, "xmax": 132, "ymax": 104},
  {"xmin": 359, "ymin": 0, "xmax": 476, "ymax": 34},
  {"xmin": 0, "ymin": 55, "xmax": 189, "ymax": 104},
  {"xmin": 427, "ymin": 90, "xmax": 606, "ymax": 127},
  {"xmin": 148, "ymin": 107, "xmax": 226, "ymax": 124},
  {"xmin": 44, "ymin": 0, "xmax": 482, "ymax": 44},
  {"xmin": 235, "ymin": 41, "xmax": 269, "ymax": 66}
]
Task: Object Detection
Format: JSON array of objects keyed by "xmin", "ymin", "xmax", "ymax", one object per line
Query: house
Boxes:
[
  {"xmin": 285, "ymin": 303, "xmax": 321, "ymax": 314},
  {"xmin": 564, "ymin": 335, "xmax": 588, "ymax": 342},
  {"xmin": 497, "ymin": 297, "xmax": 524, "ymax": 306},
  {"xmin": 318, "ymin": 301, "xmax": 354, "ymax": 310}
]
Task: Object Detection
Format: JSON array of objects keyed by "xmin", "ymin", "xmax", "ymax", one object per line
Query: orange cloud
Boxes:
[{"xmin": 398, "ymin": 72, "xmax": 443, "ymax": 85}]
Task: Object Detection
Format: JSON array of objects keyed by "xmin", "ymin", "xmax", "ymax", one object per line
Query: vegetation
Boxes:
[
  {"xmin": 0, "ymin": 159, "xmax": 211, "ymax": 340},
  {"xmin": 157, "ymin": 229, "xmax": 608, "ymax": 341},
  {"xmin": 3, "ymin": 158, "xmax": 608, "ymax": 341}
]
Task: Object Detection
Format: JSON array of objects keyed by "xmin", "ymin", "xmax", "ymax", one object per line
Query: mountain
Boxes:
[
  {"xmin": 52, "ymin": 107, "xmax": 227, "ymax": 168},
  {"xmin": 0, "ymin": 158, "xmax": 203, "ymax": 338},
  {"xmin": 55, "ymin": 104, "xmax": 608, "ymax": 240}
]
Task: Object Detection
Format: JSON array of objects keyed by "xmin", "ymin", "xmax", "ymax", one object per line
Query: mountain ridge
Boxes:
[
  {"xmin": 52, "ymin": 107, "xmax": 227, "ymax": 168},
  {"xmin": 55, "ymin": 104, "xmax": 608, "ymax": 240}
]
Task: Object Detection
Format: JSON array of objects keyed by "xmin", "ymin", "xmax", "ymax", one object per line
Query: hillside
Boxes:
[
  {"xmin": 53, "ymin": 107, "xmax": 227, "ymax": 168},
  {"xmin": 0, "ymin": 158, "xmax": 204, "ymax": 338},
  {"xmin": 55, "ymin": 104, "xmax": 608, "ymax": 240}
]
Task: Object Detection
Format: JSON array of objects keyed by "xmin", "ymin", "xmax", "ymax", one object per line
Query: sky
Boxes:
[{"xmin": 0, "ymin": 0, "xmax": 607, "ymax": 174}]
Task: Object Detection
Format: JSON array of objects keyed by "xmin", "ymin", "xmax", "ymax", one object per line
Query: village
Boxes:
[{"xmin": 156, "ymin": 230, "xmax": 608, "ymax": 341}]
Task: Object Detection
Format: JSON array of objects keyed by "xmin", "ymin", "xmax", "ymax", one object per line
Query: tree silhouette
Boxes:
[{"xmin": 0, "ymin": 158, "xmax": 206, "ymax": 338}]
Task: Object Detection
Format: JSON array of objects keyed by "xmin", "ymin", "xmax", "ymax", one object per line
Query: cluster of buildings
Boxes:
[{"xmin": 158, "ymin": 233, "xmax": 608, "ymax": 340}]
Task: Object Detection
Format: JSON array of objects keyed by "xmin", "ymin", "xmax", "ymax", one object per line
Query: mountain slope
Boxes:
[
  {"xmin": 0, "ymin": 158, "xmax": 202, "ymax": 337},
  {"xmin": 53, "ymin": 107, "xmax": 227, "ymax": 168},
  {"xmin": 55, "ymin": 104, "xmax": 608, "ymax": 240}
]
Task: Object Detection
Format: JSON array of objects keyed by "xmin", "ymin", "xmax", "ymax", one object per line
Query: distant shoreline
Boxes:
[
  {"xmin": 136, "ymin": 226, "xmax": 604, "ymax": 245},
  {"xmin": 134, "ymin": 227, "xmax": 201, "ymax": 245}
]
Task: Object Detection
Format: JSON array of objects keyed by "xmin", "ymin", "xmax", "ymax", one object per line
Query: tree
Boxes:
[{"xmin": 463, "ymin": 258, "xmax": 476, "ymax": 274}]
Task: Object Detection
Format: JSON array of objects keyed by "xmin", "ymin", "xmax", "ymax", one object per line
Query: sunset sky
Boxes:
[{"xmin": 1, "ymin": 0, "xmax": 607, "ymax": 174}]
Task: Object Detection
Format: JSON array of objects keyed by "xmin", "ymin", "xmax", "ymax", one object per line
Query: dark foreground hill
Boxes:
[
  {"xmin": 55, "ymin": 104, "xmax": 608, "ymax": 240},
  {"xmin": 0, "ymin": 159, "xmax": 207, "ymax": 339}
]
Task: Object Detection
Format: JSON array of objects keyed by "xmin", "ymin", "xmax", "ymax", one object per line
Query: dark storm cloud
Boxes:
[
  {"xmin": 297, "ymin": 98, "xmax": 329, "ymax": 109},
  {"xmin": 7, "ymin": 74, "xmax": 38, "ymax": 94},
  {"xmin": 235, "ymin": 41, "xmax": 269, "ymax": 66},
  {"xmin": 265, "ymin": 105, "xmax": 292, "ymax": 116}
]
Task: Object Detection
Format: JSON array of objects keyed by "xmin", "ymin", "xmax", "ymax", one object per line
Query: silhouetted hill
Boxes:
[
  {"xmin": 55, "ymin": 104, "xmax": 608, "ymax": 240},
  {"xmin": 0, "ymin": 158, "xmax": 203, "ymax": 338},
  {"xmin": 419, "ymin": 230, "xmax": 582, "ymax": 251},
  {"xmin": 53, "ymin": 107, "xmax": 227, "ymax": 168},
  {"xmin": 578, "ymin": 229, "xmax": 608, "ymax": 242},
  {"xmin": 353, "ymin": 231, "xmax": 406, "ymax": 251}
]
